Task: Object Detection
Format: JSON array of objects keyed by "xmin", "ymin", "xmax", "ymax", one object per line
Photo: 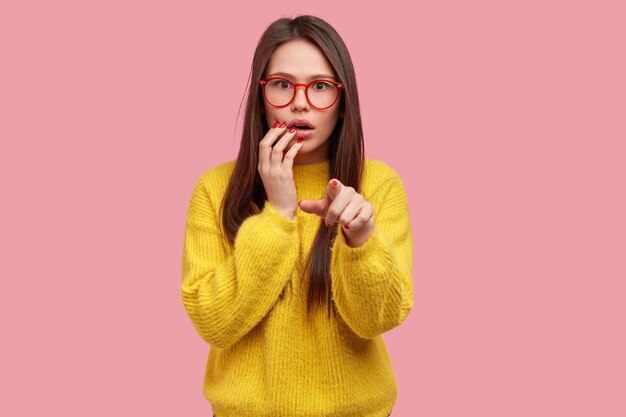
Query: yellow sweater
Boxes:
[{"xmin": 181, "ymin": 158, "xmax": 413, "ymax": 417}]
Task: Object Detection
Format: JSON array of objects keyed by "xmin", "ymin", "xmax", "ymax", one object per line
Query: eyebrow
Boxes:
[{"xmin": 266, "ymin": 72, "xmax": 337, "ymax": 81}]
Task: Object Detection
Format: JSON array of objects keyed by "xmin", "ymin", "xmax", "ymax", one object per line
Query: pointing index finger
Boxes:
[{"xmin": 327, "ymin": 178, "xmax": 342, "ymax": 200}]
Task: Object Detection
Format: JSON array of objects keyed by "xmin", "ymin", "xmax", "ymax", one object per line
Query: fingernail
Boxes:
[
  {"xmin": 297, "ymin": 138, "xmax": 303, "ymax": 144},
  {"xmin": 289, "ymin": 127, "xmax": 296, "ymax": 133},
  {"xmin": 279, "ymin": 122, "xmax": 286, "ymax": 128},
  {"xmin": 331, "ymin": 180, "xmax": 337, "ymax": 186},
  {"xmin": 273, "ymin": 122, "xmax": 279, "ymax": 128}
]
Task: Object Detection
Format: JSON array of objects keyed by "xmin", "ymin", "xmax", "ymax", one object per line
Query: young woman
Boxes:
[{"xmin": 181, "ymin": 15, "xmax": 413, "ymax": 417}]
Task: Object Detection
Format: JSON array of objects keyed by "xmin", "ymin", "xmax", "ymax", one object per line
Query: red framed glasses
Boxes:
[{"xmin": 259, "ymin": 77, "xmax": 344, "ymax": 110}]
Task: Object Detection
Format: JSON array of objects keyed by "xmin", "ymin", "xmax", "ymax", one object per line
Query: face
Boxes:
[{"xmin": 261, "ymin": 39, "xmax": 343, "ymax": 165}]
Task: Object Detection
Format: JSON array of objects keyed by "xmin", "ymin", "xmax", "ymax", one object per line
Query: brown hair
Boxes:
[{"xmin": 220, "ymin": 15, "xmax": 364, "ymax": 315}]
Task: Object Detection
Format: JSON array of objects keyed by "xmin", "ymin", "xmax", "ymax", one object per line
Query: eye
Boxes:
[
  {"xmin": 312, "ymin": 82, "xmax": 331, "ymax": 91},
  {"xmin": 270, "ymin": 80, "xmax": 292, "ymax": 89}
]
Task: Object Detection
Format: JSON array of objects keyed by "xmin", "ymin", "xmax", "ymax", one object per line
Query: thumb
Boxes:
[{"xmin": 298, "ymin": 198, "xmax": 326, "ymax": 216}]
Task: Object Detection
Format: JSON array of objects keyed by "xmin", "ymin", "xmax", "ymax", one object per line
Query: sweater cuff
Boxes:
[{"xmin": 257, "ymin": 201, "xmax": 298, "ymax": 231}]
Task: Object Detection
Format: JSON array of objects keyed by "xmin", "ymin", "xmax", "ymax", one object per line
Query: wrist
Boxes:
[
  {"xmin": 279, "ymin": 210, "xmax": 295, "ymax": 220},
  {"xmin": 275, "ymin": 206, "xmax": 295, "ymax": 220},
  {"xmin": 266, "ymin": 201, "xmax": 295, "ymax": 220}
]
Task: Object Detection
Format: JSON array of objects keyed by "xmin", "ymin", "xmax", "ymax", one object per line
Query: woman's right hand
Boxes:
[{"xmin": 257, "ymin": 122, "xmax": 304, "ymax": 220}]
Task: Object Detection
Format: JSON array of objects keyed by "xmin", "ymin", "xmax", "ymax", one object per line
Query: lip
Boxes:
[
  {"xmin": 293, "ymin": 127, "xmax": 315, "ymax": 139},
  {"xmin": 288, "ymin": 119, "xmax": 315, "ymax": 129}
]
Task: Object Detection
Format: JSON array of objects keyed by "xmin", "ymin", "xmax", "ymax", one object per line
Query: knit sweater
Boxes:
[{"xmin": 181, "ymin": 158, "xmax": 413, "ymax": 417}]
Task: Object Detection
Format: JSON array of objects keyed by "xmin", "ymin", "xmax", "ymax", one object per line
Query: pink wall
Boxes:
[{"xmin": 2, "ymin": 0, "xmax": 625, "ymax": 416}]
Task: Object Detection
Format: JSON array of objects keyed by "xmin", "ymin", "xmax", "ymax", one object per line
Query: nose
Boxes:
[{"xmin": 291, "ymin": 85, "xmax": 310, "ymax": 110}]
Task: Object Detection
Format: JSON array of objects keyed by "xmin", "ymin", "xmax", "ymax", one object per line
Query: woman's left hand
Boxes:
[{"xmin": 298, "ymin": 179, "xmax": 374, "ymax": 247}]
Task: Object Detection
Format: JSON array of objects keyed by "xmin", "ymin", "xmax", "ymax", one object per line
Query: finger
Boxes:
[
  {"xmin": 319, "ymin": 192, "xmax": 333, "ymax": 219},
  {"xmin": 326, "ymin": 178, "xmax": 344, "ymax": 201},
  {"xmin": 337, "ymin": 195, "xmax": 365, "ymax": 226},
  {"xmin": 324, "ymin": 190, "xmax": 353, "ymax": 225},
  {"xmin": 345, "ymin": 203, "xmax": 373, "ymax": 230},
  {"xmin": 259, "ymin": 122, "xmax": 287, "ymax": 171},
  {"xmin": 272, "ymin": 126, "xmax": 299, "ymax": 154},
  {"xmin": 298, "ymin": 198, "xmax": 325, "ymax": 216},
  {"xmin": 270, "ymin": 127, "xmax": 299, "ymax": 169},
  {"xmin": 282, "ymin": 138, "xmax": 303, "ymax": 171}
]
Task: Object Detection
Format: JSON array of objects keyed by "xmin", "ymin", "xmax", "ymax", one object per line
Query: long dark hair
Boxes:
[{"xmin": 220, "ymin": 15, "xmax": 364, "ymax": 315}]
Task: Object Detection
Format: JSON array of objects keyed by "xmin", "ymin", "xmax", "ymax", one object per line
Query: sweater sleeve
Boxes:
[
  {"xmin": 180, "ymin": 175, "xmax": 300, "ymax": 349},
  {"xmin": 330, "ymin": 175, "xmax": 414, "ymax": 339}
]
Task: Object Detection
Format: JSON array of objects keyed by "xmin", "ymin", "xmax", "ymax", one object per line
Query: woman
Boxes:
[{"xmin": 181, "ymin": 14, "xmax": 413, "ymax": 417}]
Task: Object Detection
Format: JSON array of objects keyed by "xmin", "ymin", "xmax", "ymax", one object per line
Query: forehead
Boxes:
[{"xmin": 265, "ymin": 40, "xmax": 336, "ymax": 79}]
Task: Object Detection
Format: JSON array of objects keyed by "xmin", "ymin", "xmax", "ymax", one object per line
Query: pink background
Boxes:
[{"xmin": 1, "ymin": 0, "xmax": 625, "ymax": 416}]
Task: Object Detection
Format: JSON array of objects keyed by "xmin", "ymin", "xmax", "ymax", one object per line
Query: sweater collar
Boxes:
[{"xmin": 292, "ymin": 159, "xmax": 330, "ymax": 181}]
